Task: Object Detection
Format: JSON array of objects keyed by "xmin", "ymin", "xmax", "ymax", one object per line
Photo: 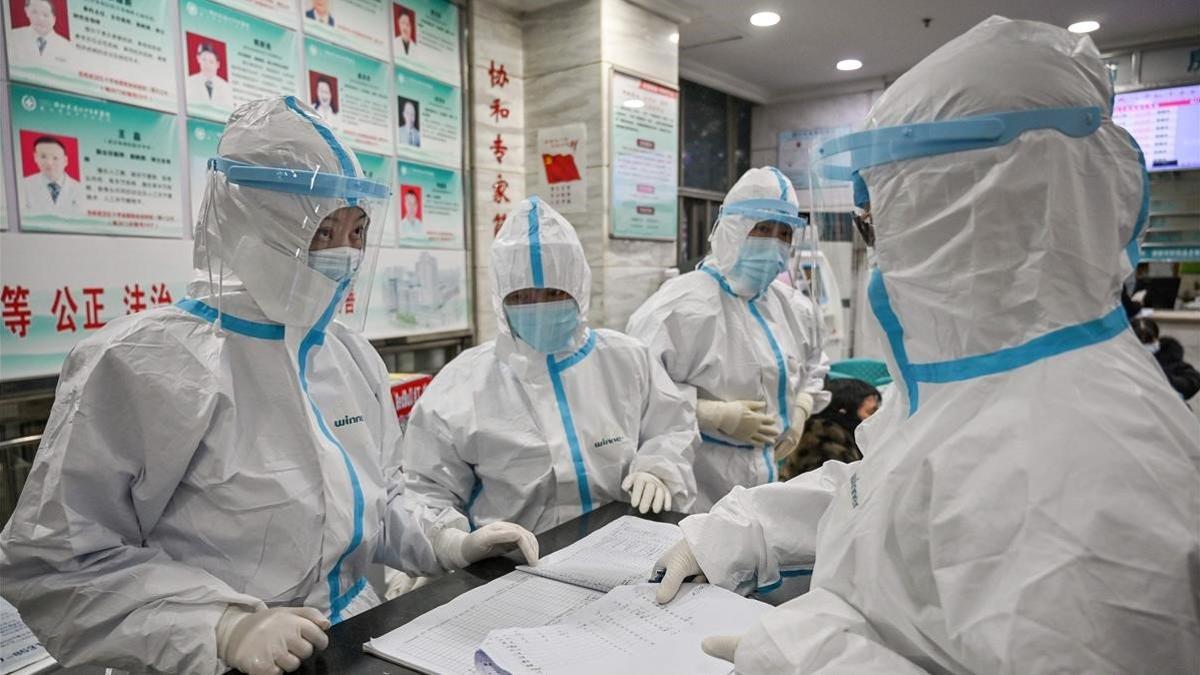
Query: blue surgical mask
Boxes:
[
  {"xmin": 1144, "ymin": 341, "xmax": 1160, "ymax": 355},
  {"xmin": 308, "ymin": 246, "xmax": 363, "ymax": 282},
  {"xmin": 729, "ymin": 236, "xmax": 789, "ymax": 296},
  {"xmin": 505, "ymin": 299, "xmax": 580, "ymax": 353}
]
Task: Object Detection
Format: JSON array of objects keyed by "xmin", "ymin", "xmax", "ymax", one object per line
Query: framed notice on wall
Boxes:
[
  {"xmin": 394, "ymin": 66, "xmax": 462, "ymax": 167},
  {"xmin": 212, "ymin": 0, "xmax": 298, "ymax": 28},
  {"xmin": 180, "ymin": 0, "xmax": 300, "ymax": 123},
  {"xmin": 301, "ymin": 0, "xmax": 390, "ymax": 60},
  {"xmin": 390, "ymin": 0, "xmax": 460, "ymax": 86},
  {"xmin": 304, "ymin": 37, "xmax": 393, "ymax": 153},
  {"xmin": 2, "ymin": 0, "xmax": 179, "ymax": 112},
  {"xmin": 609, "ymin": 71, "xmax": 678, "ymax": 241},
  {"xmin": 9, "ymin": 84, "xmax": 183, "ymax": 238}
]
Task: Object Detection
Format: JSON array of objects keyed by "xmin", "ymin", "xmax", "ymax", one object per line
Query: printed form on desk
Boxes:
[
  {"xmin": 475, "ymin": 583, "xmax": 771, "ymax": 675},
  {"xmin": 515, "ymin": 516, "xmax": 683, "ymax": 592},
  {"xmin": 363, "ymin": 517, "xmax": 684, "ymax": 674}
]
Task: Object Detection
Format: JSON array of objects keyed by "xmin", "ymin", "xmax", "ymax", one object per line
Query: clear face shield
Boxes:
[
  {"xmin": 810, "ymin": 105, "xmax": 1106, "ymax": 259},
  {"xmin": 200, "ymin": 156, "xmax": 392, "ymax": 331}
]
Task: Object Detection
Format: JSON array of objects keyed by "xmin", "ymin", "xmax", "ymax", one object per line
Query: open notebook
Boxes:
[{"xmin": 365, "ymin": 516, "xmax": 730, "ymax": 674}]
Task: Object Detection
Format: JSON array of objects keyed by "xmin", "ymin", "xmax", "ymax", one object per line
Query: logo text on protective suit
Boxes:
[
  {"xmin": 334, "ymin": 414, "xmax": 364, "ymax": 428},
  {"xmin": 593, "ymin": 436, "xmax": 626, "ymax": 449}
]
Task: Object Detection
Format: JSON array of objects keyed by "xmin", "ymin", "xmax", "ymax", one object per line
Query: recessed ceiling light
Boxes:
[
  {"xmin": 749, "ymin": 11, "xmax": 781, "ymax": 27},
  {"xmin": 1068, "ymin": 20, "xmax": 1100, "ymax": 33},
  {"xmin": 669, "ymin": 32, "xmax": 679, "ymax": 44},
  {"xmin": 837, "ymin": 59, "xmax": 863, "ymax": 71},
  {"xmin": 623, "ymin": 99, "xmax": 645, "ymax": 109}
]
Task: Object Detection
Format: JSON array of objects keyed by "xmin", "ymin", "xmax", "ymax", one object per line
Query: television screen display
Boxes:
[{"xmin": 1112, "ymin": 84, "xmax": 1200, "ymax": 172}]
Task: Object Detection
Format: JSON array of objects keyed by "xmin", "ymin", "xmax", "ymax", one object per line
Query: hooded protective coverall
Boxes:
[
  {"xmin": 671, "ymin": 17, "xmax": 1200, "ymax": 673},
  {"xmin": 402, "ymin": 197, "xmax": 698, "ymax": 532},
  {"xmin": 626, "ymin": 167, "xmax": 825, "ymax": 510},
  {"xmin": 0, "ymin": 98, "xmax": 465, "ymax": 674}
]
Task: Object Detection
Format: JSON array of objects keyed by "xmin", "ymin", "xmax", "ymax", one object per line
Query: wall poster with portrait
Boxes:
[
  {"xmin": 9, "ymin": 84, "xmax": 182, "ymax": 238},
  {"xmin": 394, "ymin": 65, "xmax": 462, "ymax": 167},
  {"xmin": 392, "ymin": 159, "xmax": 463, "ymax": 249},
  {"xmin": 180, "ymin": 0, "xmax": 299, "ymax": 123},
  {"xmin": 301, "ymin": 0, "xmax": 389, "ymax": 60},
  {"xmin": 390, "ymin": 0, "xmax": 460, "ymax": 86},
  {"xmin": 304, "ymin": 36, "xmax": 393, "ymax": 153},
  {"xmin": 2, "ymin": 0, "xmax": 178, "ymax": 112},
  {"xmin": 211, "ymin": 0, "xmax": 298, "ymax": 28}
]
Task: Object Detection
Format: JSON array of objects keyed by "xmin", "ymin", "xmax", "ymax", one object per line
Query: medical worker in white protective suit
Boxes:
[
  {"xmin": 627, "ymin": 167, "xmax": 829, "ymax": 511},
  {"xmin": 402, "ymin": 197, "xmax": 698, "ymax": 533},
  {"xmin": 652, "ymin": 17, "xmax": 1200, "ymax": 673},
  {"xmin": 0, "ymin": 97, "xmax": 538, "ymax": 675}
]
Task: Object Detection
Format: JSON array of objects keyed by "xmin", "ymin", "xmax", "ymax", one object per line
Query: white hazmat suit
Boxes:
[
  {"xmin": 661, "ymin": 17, "xmax": 1200, "ymax": 673},
  {"xmin": 0, "ymin": 98, "xmax": 481, "ymax": 674},
  {"xmin": 402, "ymin": 197, "xmax": 698, "ymax": 532},
  {"xmin": 627, "ymin": 167, "xmax": 827, "ymax": 510}
]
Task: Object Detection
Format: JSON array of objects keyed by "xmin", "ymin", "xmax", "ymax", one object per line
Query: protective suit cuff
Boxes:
[
  {"xmin": 794, "ymin": 392, "xmax": 815, "ymax": 420},
  {"xmin": 431, "ymin": 526, "xmax": 471, "ymax": 569}
]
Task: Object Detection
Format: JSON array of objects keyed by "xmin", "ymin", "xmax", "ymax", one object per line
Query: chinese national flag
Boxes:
[{"xmin": 542, "ymin": 153, "xmax": 581, "ymax": 184}]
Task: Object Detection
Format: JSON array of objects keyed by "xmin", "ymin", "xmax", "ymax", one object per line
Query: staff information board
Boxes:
[
  {"xmin": 181, "ymin": 0, "xmax": 299, "ymax": 122},
  {"xmin": 9, "ymin": 84, "xmax": 182, "ymax": 238},
  {"xmin": 0, "ymin": 0, "xmax": 471, "ymax": 381},
  {"xmin": 3, "ymin": 0, "xmax": 178, "ymax": 112},
  {"xmin": 610, "ymin": 71, "xmax": 678, "ymax": 241},
  {"xmin": 305, "ymin": 36, "xmax": 393, "ymax": 153}
]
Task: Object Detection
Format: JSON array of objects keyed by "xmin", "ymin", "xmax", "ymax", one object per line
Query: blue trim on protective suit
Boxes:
[
  {"xmin": 700, "ymin": 432, "xmax": 755, "ymax": 450},
  {"xmin": 294, "ymin": 279, "xmax": 365, "ymax": 624},
  {"xmin": 175, "ymin": 299, "xmax": 285, "ymax": 340},
  {"xmin": 527, "ymin": 196, "xmax": 545, "ymax": 288},
  {"xmin": 755, "ymin": 567, "xmax": 814, "ymax": 594},
  {"xmin": 546, "ymin": 352, "xmax": 593, "ymax": 514},
  {"xmin": 700, "ymin": 265, "xmax": 737, "ymax": 298},
  {"xmin": 699, "ymin": 264, "xmax": 784, "ymax": 482},
  {"xmin": 465, "ymin": 477, "xmax": 483, "ymax": 531},
  {"xmin": 870, "ymin": 268, "xmax": 1130, "ymax": 415},
  {"xmin": 867, "ymin": 269, "xmax": 919, "ymax": 416},
  {"xmin": 284, "ymin": 96, "xmax": 356, "ymax": 178},
  {"xmin": 767, "ymin": 166, "xmax": 791, "ymax": 199},
  {"xmin": 747, "ymin": 300, "xmax": 785, "ymax": 483},
  {"xmin": 908, "ymin": 305, "xmax": 1129, "ymax": 384}
]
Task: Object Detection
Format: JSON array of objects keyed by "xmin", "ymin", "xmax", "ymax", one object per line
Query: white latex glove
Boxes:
[
  {"xmin": 383, "ymin": 568, "xmax": 430, "ymax": 600},
  {"xmin": 431, "ymin": 522, "xmax": 539, "ymax": 569},
  {"xmin": 696, "ymin": 399, "xmax": 780, "ymax": 445},
  {"xmin": 622, "ymin": 471, "xmax": 671, "ymax": 514},
  {"xmin": 652, "ymin": 539, "xmax": 706, "ymax": 604},
  {"xmin": 774, "ymin": 391, "xmax": 814, "ymax": 462},
  {"xmin": 700, "ymin": 634, "xmax": 740, "ymax": 663},
  {"xmin": 216, "ymin": 605, "xmax": 330, "ymax": 675}
]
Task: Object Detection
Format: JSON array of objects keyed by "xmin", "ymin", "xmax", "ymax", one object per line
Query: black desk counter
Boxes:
[{"xmin": 297, "ymin": 502, "xmax": 686, "ymax": 675}]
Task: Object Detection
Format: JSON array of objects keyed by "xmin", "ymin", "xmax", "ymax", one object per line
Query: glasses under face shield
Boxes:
[{"xmin": 809, "ymin": 105, "xmax": 1105, "ymax": 249}]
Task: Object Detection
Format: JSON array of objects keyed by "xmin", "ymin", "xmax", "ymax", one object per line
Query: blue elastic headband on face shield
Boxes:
[
  {"xmin": 818, "ymin": 105, "xmax": 1104, "ymax": 207},
  {"xmin": 208, "ymin": 156, "xmax": 391, "ymax": 202},
  {"xmin": 719, "ymin": 198, "xmax": 808, "ymax": 229}
]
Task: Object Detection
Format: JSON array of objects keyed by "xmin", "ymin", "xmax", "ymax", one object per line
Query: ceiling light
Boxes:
[
  {"xmin": 623, "ymin": 99, "xmax": 645, "ymax": 109},
  {"xmin": 749, "ymin": 11, "xmax": 780, "ymax": 27},
  {"xmin": 1068, "ymin": 20, "xmax": 1100, "ymax": 33},
  {"xmin": 669, "ymin": 32, "xmax": 679, "ymax": 44},
  {"xmin": 837, "ymin": 59, "xmax": 863, "ymax": 71}
]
